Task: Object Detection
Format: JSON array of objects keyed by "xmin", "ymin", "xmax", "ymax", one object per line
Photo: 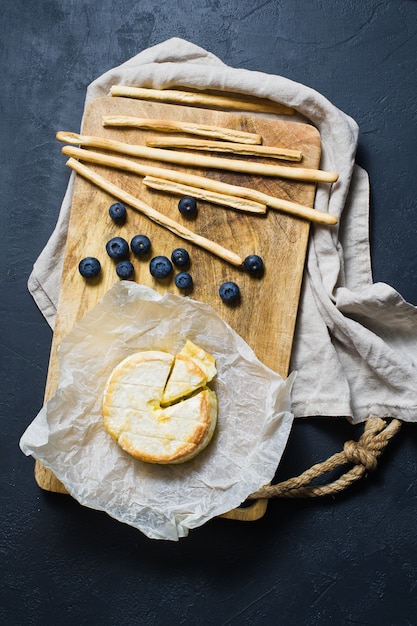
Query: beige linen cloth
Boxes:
[{"xmin": 28, "ymin": 38, "xmax": 417, "ymax": 425}]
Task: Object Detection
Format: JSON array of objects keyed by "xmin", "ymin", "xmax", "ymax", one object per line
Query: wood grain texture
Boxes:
[{"xmin": 36, "ymin": 96, "xmax": 322, "ymax": 521}]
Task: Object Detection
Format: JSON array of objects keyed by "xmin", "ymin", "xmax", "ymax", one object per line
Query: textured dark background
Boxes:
[{"xmin": 2, "ymin": 1, "xmax": 417, "ymax": 624}]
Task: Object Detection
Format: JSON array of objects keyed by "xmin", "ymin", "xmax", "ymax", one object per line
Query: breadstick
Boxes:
[
  {"xmin": 65, "ymin": 158, "xmax": 243, "ymax": 267},
  {"xmin": 143, "ymin": 176, "xmax": 267, "ymax": 214},
  {"xmin": 146, "ymin": 137, "xmax": 302, "ymax": 162},
  {"xmin": 56, "ymin": 131, "xmax": 338, "ymax": 183},
  {"xmin": 102, "ymin": 116, "xmax": 262, "ymax": 145},
  {"xmin": 110, "ymin": 85, "xmax": 295, "ymax": 116},
  {"xmin": 60, "ymin": 145, "xmax": 338, "ymax": 225}
]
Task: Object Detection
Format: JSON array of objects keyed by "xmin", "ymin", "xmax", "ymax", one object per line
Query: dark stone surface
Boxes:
[{"xmin": 2, "ymin": 1, "xmax": 417, "ymax": 624}]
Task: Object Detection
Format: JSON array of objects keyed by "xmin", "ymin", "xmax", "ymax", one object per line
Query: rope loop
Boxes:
[{"xmin": 248, "ymin": 417, "xmax": 402, "ymax": 500}]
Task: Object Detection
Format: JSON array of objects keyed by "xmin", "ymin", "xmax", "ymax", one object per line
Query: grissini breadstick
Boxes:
[
  {"xmin": 102, "ymin": 116, "xmax": 263, "ymax": 145},
  {"xmin": 142, "ymin": 176, "xmax": 267, "ymax": 214},
  {"xmin": 56, "ymin": 131, "xmax": 338, "ymax": 183},
  {"xmin": 61, "ymin": 145, "xmax": 338, "ymax": 225},
  {"xmin": 65, "ymin": 157, "xmax": 244, "ymax": 267},
  {"xmin": 146, "ymin": 137, "xmax": 302, "ymax": 161},
  {"xmin": 110, "ymin": 85, "xmax": 295, "ymax": 116}
]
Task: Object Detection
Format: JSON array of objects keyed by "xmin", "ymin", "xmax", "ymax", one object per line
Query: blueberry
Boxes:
[
  {"xmin": 105, "ymin": 236, "xmax": 129, "ymax": 260},
  {"xmin": 175, "ymin": 271, "xmax": 193, "ymax": 290},
  {"xmin": 116, "ymin": 260, "xmax": 134, "ymax": 279},
  {"xmin": 78, "ymin": 257, "xmax": 101, "ymax": 278},
  {"xmin": 149, "ymin": 256, "xmax": 173, "ymax": 279},
  {"xmin": 171, "ymin": 247, "xmax": 190, "ymax": 267},
  {"xmin": 131, "ymin": 234, "xmax": 151, "ymax": 256},
  {"xmin": 243, "ymin": 254, "xmax": 264, "ymax": 276},
  {"xmin": 219, "ymin": 281, "xmax": 240, "ymax": 304},
  {"xmin": 108, "ymin": 202, "xmax": 127, "ymax": 223},
  {"xmin": 178, "ymin": 196, "xmax": 197, "ymax": 217}
]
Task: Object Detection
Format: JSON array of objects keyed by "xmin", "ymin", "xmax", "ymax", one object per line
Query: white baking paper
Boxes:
[{"xmin": 20, "ymin": 282, "xmax": 294, "ymax": 540}]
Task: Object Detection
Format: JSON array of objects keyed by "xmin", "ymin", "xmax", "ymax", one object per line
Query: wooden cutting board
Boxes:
[{"xmin": 35, "ymin": 95, "xmax": 321, "ymax": 521}]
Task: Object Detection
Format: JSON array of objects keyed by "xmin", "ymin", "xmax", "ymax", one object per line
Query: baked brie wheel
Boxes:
[{"xmin": 102, "ymin": 341, "xmax": 217, "ymax": 464}]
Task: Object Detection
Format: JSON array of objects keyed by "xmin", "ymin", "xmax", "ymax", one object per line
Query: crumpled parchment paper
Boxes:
[{"xmin": 20, "ymin": 282, "xmax": 294, "ymax": 540}]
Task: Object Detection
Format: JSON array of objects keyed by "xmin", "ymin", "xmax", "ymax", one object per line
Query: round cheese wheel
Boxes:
[{"xmin": 102, "ymin": 342, "xmax": 217, "ymax": 464}]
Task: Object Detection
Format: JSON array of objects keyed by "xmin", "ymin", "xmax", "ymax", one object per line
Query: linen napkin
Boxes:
[{"xmin": 28, "ymin": 37, "xmax": 417, "ymax": 424}]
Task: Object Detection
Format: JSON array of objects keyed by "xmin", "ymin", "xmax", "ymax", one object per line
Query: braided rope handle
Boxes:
[{"xmin": 248, "ymin": 417, "xmax": 402, "ymax": 500}]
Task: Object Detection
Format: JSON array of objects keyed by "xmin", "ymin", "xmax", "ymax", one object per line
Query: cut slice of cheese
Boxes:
[
  {"xmin": 102, "ymin": 343, "xmax": 217, "ymax": 464},
  {"xmin": 162, "ymin": 340, "xmax": 217, "ymax": 404}
]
